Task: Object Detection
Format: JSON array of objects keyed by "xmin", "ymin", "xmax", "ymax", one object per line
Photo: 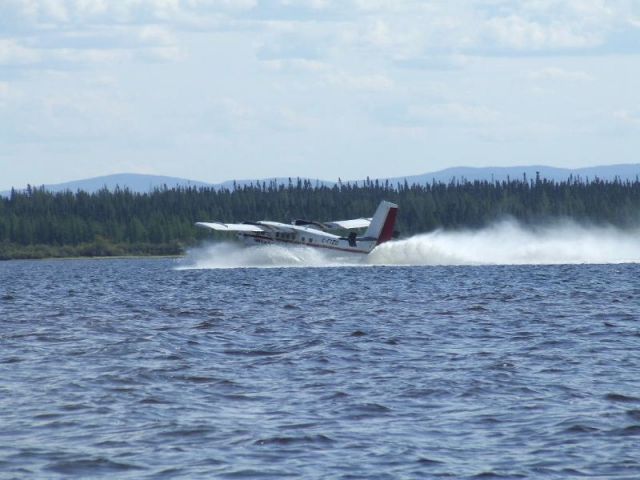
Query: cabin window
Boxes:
[
  {"xmin": 301, "ymin": 237, "xmax": 305, "ymax": 242},
  {"xmin": 308, "ymin": 238, "xmax": 313, "ymax": 243}
]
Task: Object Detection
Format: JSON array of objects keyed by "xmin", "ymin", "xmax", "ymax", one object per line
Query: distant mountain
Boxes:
[
  {"xmin": 1, "ymin": 173, "xmax": 332, "ymax": 196},
  {"xmin": 384, "ymin": 164, "xmax": 640, "ymax": 185},
  {"xmin": 2, "ymin": 173, "xmax": 214, "ymax": 196},
  {"xmin": 216, "ymin": 177, "xmax": 334, "ymax": 190},
  {"xmin": 3, "ymin": 164, "xmax": 639, "ymax": 196}
]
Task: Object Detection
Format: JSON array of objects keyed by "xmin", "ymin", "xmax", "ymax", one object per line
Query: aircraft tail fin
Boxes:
[{"xmin": 364, "ymin": 200, "xmax": 398, "ymax": 245}]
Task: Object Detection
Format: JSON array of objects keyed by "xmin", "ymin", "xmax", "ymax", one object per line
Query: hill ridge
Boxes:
[{"xmin": 3, "ymin": 163, "xmax": 639, "ymax": 196}]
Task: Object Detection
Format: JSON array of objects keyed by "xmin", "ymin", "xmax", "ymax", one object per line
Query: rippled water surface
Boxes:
[{"xmin": 1, "ymin": 258, "xmax": 639, "ymax": 478}]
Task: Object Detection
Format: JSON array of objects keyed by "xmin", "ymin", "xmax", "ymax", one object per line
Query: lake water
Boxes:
[{"xmin": 1, "ymin": 252, "xmax": 639, "ymax": 478}]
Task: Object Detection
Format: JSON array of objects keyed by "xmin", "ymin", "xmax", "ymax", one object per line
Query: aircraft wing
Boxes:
[
  {"xmin": 257, "ymin": 221, "xmax": 297, "ymax": 233},
  {"xmin": 195, "ymin": 222, "xmax": 265, "ymax": 232},
  {"xmin": 324, "ymin": 218, "xmax": 372, "ymax": 230}
]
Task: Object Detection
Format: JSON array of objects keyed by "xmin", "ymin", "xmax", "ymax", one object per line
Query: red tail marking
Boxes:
[{"xmin": 377, "ymin": 207, "xmax": 397, "ymax": 245}]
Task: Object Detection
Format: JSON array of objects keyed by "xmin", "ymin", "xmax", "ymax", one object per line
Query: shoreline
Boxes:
[
  {"xmin": 0, "ymin": 241, "xmax": 188, "ymax": 262},
  {"xmin": 1, "ymin": 253, "xmax": 185, "ymax": 262}
]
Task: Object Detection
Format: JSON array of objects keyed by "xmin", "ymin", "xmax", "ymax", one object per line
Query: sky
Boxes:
[{"xmin": 1, "ymin": 0, "xmax": 640, "ymax": 190}]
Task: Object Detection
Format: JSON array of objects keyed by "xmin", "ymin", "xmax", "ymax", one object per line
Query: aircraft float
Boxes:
[{"xmin": 196, "ymin": 200, "xmax": 398, "ymax": 255}]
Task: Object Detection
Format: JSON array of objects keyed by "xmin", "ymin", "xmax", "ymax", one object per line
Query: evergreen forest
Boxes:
[{"xmin": 1, "ymin": 176, "xmax": 639, "ymax": 259}]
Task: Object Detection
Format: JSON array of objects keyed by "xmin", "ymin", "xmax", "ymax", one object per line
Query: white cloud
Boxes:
[
  {"xmin": 0, "ymin": 85, "xmax": 133, "ymax": 147},
  {"xmin": 529, "ymin": 67, "xmax": 593, "ymax": 82},
  {"xmin": 340, "ymin": 0, "xmax": 640, "ymax": 57},
  {"xmin": 140, "ymin": 45, "xmax": 183, "ymax": 62},
  {"xmin": 261, "ymin": 55, "xmax": 392, "ymax": 92},
  {"xmin": 0, "ymin": 39, "xmax": 40, "ymax": 65},
  {"xmin": 408, "ymin": 102, "xmax": 502, "ymax": 126},
  {"xmin": 279, "ymin": 0, "xmax": 331, "ymax": 10},
  {"xmin": 203, "ymin": 97, "xmax": 256, "ymax": 133},
  {"xmin": 518, "ymin": 0, "xmax": 617, "ymax": 21},
  {"xmin": 1, "ymin": 0, "xmax": 256, "ymax": 25},
  {"xmin": 272, "ymin": 106, "xmax": 318, "ymax": 130},
  {"xmin": 372, "ymin": 99, "xmax": 505, "ymax": 133},
  {"xmin": 0, "ymin": 8, "xmax": 187, "ymax": 71},
  {"xmin": 485, "ymin": 15, "xmax": 600, "ymax": 50},
  {"xmin": 362, "ymin": 19, "xmax": 393, "ymax": 48},
  {"xmin": 51, "ymin": 48, "xmax": 131, "ymax": 64},
  {"xmin": 613, "ymin": 109, "xmax": 640, "ymax": 128},
  {"xmin": 2, "ymin": 0, "xmax": 640, "ymax": 189},
  {"xmin": 138, "ymin": 25, "xmax": 176, "ymax": 45},
  {"xmin": 325, "ymin": 71, "xmax": 392, "ymax": 91},
  {"xmin": 262, "ymin": 58, "xmax": 330, "ymax": 73},
  {"xmin": 74, "ymin": 0, "xmax": 110, "ymax": 17},
  {"xmin": 2, "ymin": 0, "xmax": 637, "ymax": 79},
  {"xmin": 0, "ymin": 82, "xmax": 15, "ymax": 107},
  {"xmin": 213, "ymin": 97, "xmax": 253, "ymax": 119},
  {"xmin": 341, "ymin": 14, "xmax": 444, "ymax": 60}
]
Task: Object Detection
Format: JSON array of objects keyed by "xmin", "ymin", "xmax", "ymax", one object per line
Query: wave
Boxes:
[{"xmin": 176, "ymin": 220, "xmax": 640, "ymax": 269}]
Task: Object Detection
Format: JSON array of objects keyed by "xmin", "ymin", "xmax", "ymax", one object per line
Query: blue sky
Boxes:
[{"xmin": 1, "ymin": 0, "xmax": 639, "ymax": 189}]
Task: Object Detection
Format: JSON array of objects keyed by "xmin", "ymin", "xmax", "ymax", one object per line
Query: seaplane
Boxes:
[{"xmin": 195, "ymin": 200, "xmax": 398, "ymax": 255}]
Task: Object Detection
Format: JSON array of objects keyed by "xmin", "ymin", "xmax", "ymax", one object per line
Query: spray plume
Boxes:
[{"xmin": 177, "ymin": 220, "xmax": 640, "ymax": 269}]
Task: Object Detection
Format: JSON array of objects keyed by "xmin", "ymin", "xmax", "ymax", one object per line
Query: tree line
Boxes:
[{"xmin": 1, "ymin": 175, "xmax": 639, "ymax": 259}]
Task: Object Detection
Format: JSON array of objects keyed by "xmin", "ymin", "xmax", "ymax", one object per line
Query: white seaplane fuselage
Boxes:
[
  {"xmin": 196, "ymin": 200, "xmax": 398, "ymax": 255},
  {"xmin": 237, "ymin": 221, "xmax": 378, "ymax": 254}
]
